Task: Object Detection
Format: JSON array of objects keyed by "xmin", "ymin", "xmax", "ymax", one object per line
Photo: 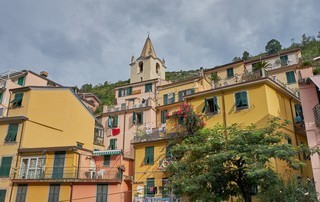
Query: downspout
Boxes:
[
  {"xmin": 9, "ymin": 120, "xmax": 26, "ymax": 202},
  {"xmin": 221, "ymin": 90, "xmax": 227, "ymax": 138},
  {"xmin": 70, "ymin": 183, "xmax": 73, "ymax": 202},
  {"xmin": 289, "ymin": 98, "xmax": 303, "ymax": 176}
]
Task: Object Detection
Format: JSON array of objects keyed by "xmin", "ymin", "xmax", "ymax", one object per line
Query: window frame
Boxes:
[
  {"xmin": 16, "ymin": 185, "xmax": 27, "ymax": 202},
  {"xmin": 203, "ymin": 96, "xmax": 219, "ymax": 115},
  {"xmin": 109, "ymin": 138, "xmax": 117, "ymax": 150},
  {"xmin": 178, "ymin": 89, "xmax": 195, "ymax": 101},
  {"xmin": 234, "ymin": 91, "xmax": 249, "ymax": 111},
  {"xmin": 10, "ymin": 93, "xmax": 23, "ymax": 108},
  {"xmin": 286, "ymin": 71, "xmax": 296, "ymax": 84},
  {"xmin": 19, "ymin": 156, "xmax": 45, "ymax": 179},
  {"xmin": 145, "ymin": 83, "xmax": 153, "ymax": 93},
  {"xmin": 96, "ymin": 184, "xmax": 108, "ymax": 202},
  {"xmin": 133, "ymin": 112, "xmax": 143, "ymax": 125},
  {"xmin": 17, "ymin": 76, "xmax": 25, "ymax": 86},
  {"xmin": 108, "ymin": 115, "xmax": 118, "ymax": 128},
  {"xmin": 103, "ymin": 155, "xmax": 111, "ymax": 166},
  {"xmin": 146, "ymin": 178, "xmax": 155, "ymax": 197},
  {"xmin": 280, "ymin": 55, "xmax": 289, "ymax": 66},
  {"xmin": 161, "ymin": 110, "xmax": 167, "ymax": 124},
  {"xmin": 226, "ymin": 68, "xmax": 234, "ymax": 78}
]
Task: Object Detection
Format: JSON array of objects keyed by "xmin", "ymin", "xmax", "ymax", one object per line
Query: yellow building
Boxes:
[{"xmin": 0, "ymin": 86, "xmax": 104, "ymax": 202}]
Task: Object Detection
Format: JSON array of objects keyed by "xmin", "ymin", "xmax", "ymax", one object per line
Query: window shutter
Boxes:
[
  {"xmin": 128, "ymin": 87, "xmax": 133, "ymax": 95},
  {"xmin": 114, "ymin": 116, "xmax": 118, "ymax": 127},
  {"xmin": 149, "ymin": 147, "xmax": 154, "ymax": 164},
  {"xmin": 0, "ymin": 190, "xmax": 6, "ymax": 202},
  {"xmin": 172, "ymin": 93, "xmax": 175, "ymax": 103},
  {"xmin": 140, "ymin": 112, "xmax": 143, "ymax": 124},
  {"xmin": 0, "ymin": 92, "xmax": 2, "ymax": 103},
  {"xmin": 202, "ymin": 99, "xmax": 208, "ymax": 113},
  {"xmin": 178, "ymin": 91, "xmax": 183, "ymax": 101},
  {"xmin": 213, "ymin": 96, "xmax": 219, "ymax": 111},
  {"xmin": 118, "ymin": 89, "xmax": 121, "ymax": 97},
  {"xmin": 161, "ymin": 110, "xmax": 167, "ymax": 124},
  {"xmin": 0, "ymin": 157, "xmax": 12, "ymax": 177},
  {"xmin": 132, "ymin": 112, "xmax": 136, "ymax": 124},
  {"xmin": 235, "ymin": 92, "xmax": 241, "ymax": 107},
  {"xmin": 242, "ymin": 92, "xmax": 248, "ymax": 105},
  {"xmin": 5, "ymin": 124, "xmax": 18, "ymax": 142},
  {"xmin": 18, "ymin": 77, "xmax": 25, "ymax": 86},
  {"xmin": 163, "ymin": 94, "xmax": 168, "ymax": 105}
]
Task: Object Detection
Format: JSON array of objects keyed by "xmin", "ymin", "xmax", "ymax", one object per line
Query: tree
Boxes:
[
  {"xmin": 167, "ymin": 118, "xmax": 307, "ymax": 202},
  {"xmin": 265, "ymin": 39, "xmax": 282, "ymax": 55},
  {"xmin": 233, "ymin": 57, "xmax": 241, "ymax": 62},
  {"xmin": 242, "ymin": 51, "xmax": 250, "ymax": 61}
]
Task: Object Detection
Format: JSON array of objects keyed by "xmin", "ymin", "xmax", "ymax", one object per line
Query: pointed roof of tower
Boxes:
[{"xmin": 140, "ymin": 36, "xmax": 157, "ymax": 58}]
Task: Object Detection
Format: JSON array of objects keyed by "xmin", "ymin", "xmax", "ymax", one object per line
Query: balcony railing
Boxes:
[
  {"xmin": 313, "ymin": 104, "xmax": 320, "ymax": 127},
  {"xmin": 11, "ymin": 166, "xmax": 121, "ymax": 183},
  {"xmin": 105, "ymin": 99, "xmax": 153, "ymax": 113},
  {"xmin": 132, "ymin": 128, "xmax": 177, "ymax": 144}
]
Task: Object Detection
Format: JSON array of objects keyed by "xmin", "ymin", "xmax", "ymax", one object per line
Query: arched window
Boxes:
[
  {"xmin": 139, "ymin": 61, "xmax": 144, "ymax": 73},
  {"xmin": 156, "ymin": 63, "xmax": 160, "ymax": 74}
]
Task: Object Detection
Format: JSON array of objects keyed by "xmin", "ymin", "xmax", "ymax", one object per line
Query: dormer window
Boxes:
[{"xmin": 139, "ymin": 61, "xmax": 144, "ymax": 73}]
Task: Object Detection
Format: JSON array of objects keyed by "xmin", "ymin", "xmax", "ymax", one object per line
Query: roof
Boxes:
[
  {"xmin": 27, "ymin": 70, "xmax": 62, "ymax": 87},
  {"xmin": 204, "ymin": 60, "xmax": 244, "ymax": 73},
  {"xmin": 157, "ymin": 75, "xmax": 203, "ymax": 90},
  {"xmin": 140, "ymin": 36, "xmax": 157, "ymax": 58},
  {"xmin": 309, "ymin": 75, "xmax": 320, "ymax": 88},
  {"xmin": 18, "ymin": 146, "xmax": 92, "ymax": 153},
  {"xmin": 245, "ymin": 48, "xmax": 301, "ymax": 64}
]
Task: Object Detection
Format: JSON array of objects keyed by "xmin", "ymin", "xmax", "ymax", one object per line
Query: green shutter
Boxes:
[
  {"xmin": 0, "ymin": 157, "xmax": 12, "ymax": 177},
  {"xmin": 161, "ymin": 110, "xmax": 167, "ymax": 124},
  {"xmin": 145, "ymin": 83, "xmax": 152, "ymax": 92},
  {"xmin": 140, "ymin": 112, "xmax": 143, "ymax": 124},
  {"xmin": 0, "ymin": 190, "xmax": 6, "ymax": 202},
  {"xmin": 172, "ymin": 93, "xmax": 175, "ymax": 103},
  {"xmin": 146, "ymin": 178, "xmax": 155, "ymax": 197},
  {"xmin": 18, "ymin": 77, "xmax": 25, "ymax": 86},
  {"xmin": 178, "ymin": 91, "xmax": 183, "ymax": 101},
  {"xmin": 166, "ymin": 144, "xmax": 172, "ymax": 158},
  {"xmin": 242, "ymin": 92, "xmax": 248, "ymax": 105},
  {"xmin": 0, "ymin": 92, "xmax": 2, "ymax": 103},
  {"xmin": 110, "ymin": 139, "xmax": 117, "ymax": 150},
  {"xmin": 114, "ymin": 115, "xmax": 118, "ymax": 127},
  {"xmin": 202, "ymin": 98, "xmax": 208, "ymax": 113},
  {"xmin": 145, "ymin": 147, "xmax": 154, "ymax": 164},
  {"xmin": 118, "ymin": 89, "xmax": 122, "ymax": 97},
  {"xmin": 286, "ymin": 71, "xmax": 296, "ymax": 84},
  {"xmin": 213, "ymin": 96, "xmax": 219, "ymax": 112},
  {"xmin": 5, "ymin": 124, "xmax": 18, "ymax": 142},
  {"xmin": 132, "ymin": 112, "xmax": 136, "ymax": 124},
  {"xmin": 128, "ymin": 87, "xmax": 132, "ymax": 95},
  {"xmin": 163, "ymin": 94, "xmax": 168, "ymax": 105},
  {"xmin": 235, "ymin": 92, "xmax": 241, "ymax": 107}
]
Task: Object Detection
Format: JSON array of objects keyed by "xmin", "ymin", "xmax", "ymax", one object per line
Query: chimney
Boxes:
[{"xmin": 40, "ymin": 71, "xmax": 48, "ymax": 77}]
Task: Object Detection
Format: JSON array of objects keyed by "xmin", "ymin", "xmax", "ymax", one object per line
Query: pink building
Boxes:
[{"xmin": 298, "ymin": 64, "xmax": 320, "ymax": 196}]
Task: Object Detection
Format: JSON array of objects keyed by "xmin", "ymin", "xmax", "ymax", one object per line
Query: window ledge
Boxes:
[
  {"xmin": 235, "ymin": 106, "xmax": 249, "ymax": 111},
  {"xmin": 4, "ymin": 141, "xmax": 17, "ymax": 144},
  {"xmin": 205, "ymin": 112, "xmax": 219, "ymax": 116}
]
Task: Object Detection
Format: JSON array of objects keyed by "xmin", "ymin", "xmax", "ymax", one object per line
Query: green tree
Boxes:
[
  {"xmin": 242, "ymin": 51, "xmax": 250, "ymax": 61},
  {"xmin": 265, "ymin": 39, "xmax": 282, "ymax": 55},
  {"xmin": 167, "ymin": 118, "xmax": 306, "ymax": 202}
]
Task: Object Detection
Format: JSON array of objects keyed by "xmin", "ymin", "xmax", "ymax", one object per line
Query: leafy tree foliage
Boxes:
[
  {"xmin": 265, "ymin": 39, "xmax": 282, "ymax": 55},
  {"xmin": 167, "ymin": 118, "xmax": 306, "ymax": 202},
  {"xmin": 242, "ymin": 51, "xmax": 250, "ymax": 61},
  {"xmin": 259, "ymin": 175, "xmax": 318, "ymax": 202}
]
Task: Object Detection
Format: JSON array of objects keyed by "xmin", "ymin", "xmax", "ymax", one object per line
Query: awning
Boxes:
[{"xmin": 93, "ymin": 149, "xmax": 122, "ymax": 156}]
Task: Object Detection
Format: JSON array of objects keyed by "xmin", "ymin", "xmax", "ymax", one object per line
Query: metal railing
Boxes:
[
  {"xmin": 132, "ymin": 128, "xmax": 177, "ymax": 143},
  {"xmin": 12, "ymin": 166, "xmax": 121, "ymax": 181},
  {"xmin": 105, "ymin": 100, "xmax": 151, "ymax": 113}
]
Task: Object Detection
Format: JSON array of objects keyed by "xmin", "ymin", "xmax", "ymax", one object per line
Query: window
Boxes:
[
  {"xmin": 103, "ymin": 156, "xmax": 110, "ymax": 166},
  {"xmin": 94, "ymin": 128, "xmax": 104, "ymax": 146},
  {"xmin": 178, "ymin": 89, "xmax": 195, "ymax": 101},
  {"xmin": 0, "ymin": 157, "xmax": 12, "ymax": 177},
  {"xmin": 118, "ymin": 87, "xmax": 132, "ymax": 97},
  {"xmin": 109, "ymin": 139, "xmax": 117, "ymax": 150},
  {"xmin": 0, "ymin": 92, "xmax": 3, "ymax": 104},
  {"xmin": 19, "ymin": 156, "xmax": 45, "ymax": 179},
  {"xmin": 286, "ymin": 71, "xmax": 296, "ymax": 84},
  {"xmin": 252, "ymin": 63, "xmax": 259, "ymax": 71},
  {"xmin": 156, "ymin": 63, "xmax": 160, "ymax": 74},
  {"xmin": 280, "ymin": 55, "xmax": 289, "ymax": 66},
  {"xmin": 4, "ymin": 124, "xmax": 19, "ymax": 142},
  {"xmin": 107, "ymin": 115, "xmax": 118, "ymax": 128},
  {"xmin": 163, "ymin": 93, "xmax": 175, "ymax": 105},
  {"xmin": 202, "ymin": 97, "xmax": 219, "ymax": 114},
  {"xmin": 227, "ymin": 68, "xmax": 234, "ymax": 78},
  {"xmin": 133, "ymin": 112, "xmax": 143, "ymax": 125},
  {"xmin": 287, "ymin": 137, "xmax": 292, "ymax": 145},
  {"xmin": 96, "ymin": 184, "xmax": 108, "ymax": 202},
  {"xmin": 76, "ymin": 142, "xmax": 83, "ymax": 148},
  {"xmin": 161, "ymin": 110, "xmax": 167, "ymax": 124},
  {"xmin": 17, "ymin": 77, "xmax": 25, "ymax": 86},
  {"xmin": 145, "ymin": 83, "xmax": 152, "ymax": 93},
  {"xmin": 10, "ymin": 93, "xmax": 23, "ymax": 108},
  {"xmin": 139, "ymin": 61, "xmax": 144, "ymax": 73},
  {"xmin": 16, "ymin": 185, "xmax": 27, "ymax": 202},
  {"xmin": 146, "ymin": 178, "xmax": 155, "ymax": 197},
  {"xmin": 235, "ymin": 91, "xmax": 249, "ymax": 110},
  {"xmin": 144, "ymin": 146, "xmax": 154, "ymax": 165},
  {"xmin": 48, "ymin": 185, "xmax": 60, "ymax": 202},
  {"xmin": 0, "ymin": 190, "xmax": 6, "ymax": 202}
]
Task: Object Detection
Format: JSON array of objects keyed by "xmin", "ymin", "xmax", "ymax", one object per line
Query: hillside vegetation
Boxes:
[{"xmin": 81, "ymin": 32, "xmax": 320, "ymax": 114}]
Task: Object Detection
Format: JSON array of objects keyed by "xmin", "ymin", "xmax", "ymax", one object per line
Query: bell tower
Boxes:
[{"xmin": 129, "ymin": 36, "xmax": 166, "ymax": 83}]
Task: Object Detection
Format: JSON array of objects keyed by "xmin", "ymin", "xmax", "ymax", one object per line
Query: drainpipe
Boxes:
[
  {"xmin": 221, "ymin": 90, "xmax": 227, "ymax": 138},
  {"xmin": 123, "ymin": 111, "xmax": 126, "ymax": 156},
  {"xmin": 289, "ymin": 97, "xmax": 303, "ymax": 176},
  {"xmin": 9, "ymin": 120, "xmax": 26, "ymax": 202},
  {"xmin": 70, "ymin": 183, "xmax": 73, "ymax": 202}
]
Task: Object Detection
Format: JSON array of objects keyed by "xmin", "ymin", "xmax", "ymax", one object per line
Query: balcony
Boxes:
[
  {"xmin": 132, "ymin": 128, "xmax": 177, "ymax": 144},
  {"xmin": 11, "ymin": 166, "xmax": 122, "ymax": 183},
  {"xmin": 313, "ymin": 104, "xmax": 320, "ymax": 127},
  {"xmin": 104, "ymin": 98, "xmax": 154, "ymax": 113}
]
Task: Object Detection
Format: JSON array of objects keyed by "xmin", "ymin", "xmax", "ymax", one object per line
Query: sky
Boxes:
[{"xmin": 0, "ymin": 0, "xmax": 319, "ymax": 87}]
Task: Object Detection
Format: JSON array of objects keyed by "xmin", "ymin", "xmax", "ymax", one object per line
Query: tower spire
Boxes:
[{"xmin": 140, "ymin": 36, "xmax": 157, "ymax": 58}]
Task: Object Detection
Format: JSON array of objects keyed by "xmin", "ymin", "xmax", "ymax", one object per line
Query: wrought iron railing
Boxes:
[{"xmin": 313, "ymin": 104, "xmax": 320, "ymax": 127}]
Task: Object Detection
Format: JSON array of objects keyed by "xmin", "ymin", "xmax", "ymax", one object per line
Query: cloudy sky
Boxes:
[{"xmin": 0, "ymin": 0, "xmax": 319, "ymax": 87}]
